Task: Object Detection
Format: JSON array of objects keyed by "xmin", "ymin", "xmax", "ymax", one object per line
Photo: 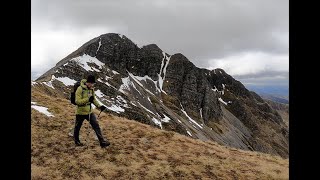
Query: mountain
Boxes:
[
  {"xmin": 34, "ymin": 33, "xmax": 289, "ymax": 158},
  {"xmin": 264, "ymin": 99, "xmax": 289, "ymax": 126},
  {"xmin": 245, "ymin": 85, "xmax": 289, "ymax": 104},
  {"xmin": 260, "ymin": 93, "xmax": 289, "ymax": 104},
  {"xmin": 31, "ymin": 86, "xmax": 288, "ymax": 179}
]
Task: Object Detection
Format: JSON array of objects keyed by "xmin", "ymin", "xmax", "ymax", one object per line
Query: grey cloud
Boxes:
[
  {"xmin": 234, "ymin": 70, "xmax": 288, "ymax": 80},
  {"xmin": 234, "ymin": 71, "xmax": 288, "ymax": 86},
  {"xmin": 32, "ymin": 0, "xmax": 288, "ymax": 60},
  {"xmin": 32, "ymin": 0, "xmax": 288, "ymax": 85}
]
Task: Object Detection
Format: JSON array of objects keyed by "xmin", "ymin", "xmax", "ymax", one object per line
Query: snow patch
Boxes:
[
  {"xmin": 112, "ymin": 70, "xmax": 120, "ymax": 75},
  {"xmin": 163, "ymin": 54, "xmax": 171, "ymax": 81},
  {"xmin": 200, "ymin": 108, "xmax": 203, "ymax": 119},
  {"xmin": 128, "ymin": 72, "xmax": 161, "ymax": 94},
  {"xmin": 131, "ymin": 81, "xmax": 142, "ymax": 95},
  {"xmin": 31, "ymin": 101, "xmax": 37, "ymax": 105},
  {"xmin": 106, "ymin": 104, "xmax": 125, "ymax": 113},
  {"xmin": 105, "ymin": 75, "xmax": 112, "ymax": 81},
  {"xmin": 41, "ymin": 75, "xmax": 56, "ymax": 89},
  {"xmin": 42, "ymin": 75, "xmax": 76, "ymax": 88},
  {"xmin": 115, "ymin": 96, "xmax": 129, "ymax": 108},
  {"xmin": 159, "ymin": 52, "xmax": 166, "ymax": 76},
  {"xmin": 98, "ymin": 79, "xmax": 116, "ymax": 89},
  {"xmin": 128, "ymin": 72, "xmax": 144, "ymax": 87},
  {"xmin": 157, "ymin": 74, "xmax": 164, "ymax": 92},
  {"xmin": 42, "ymin": 81, "xmax": 55, "ymax": 89},
  {"xmin": 221, "ymin": 84, "xmax": 226, "ymax": 95},
  {"xmin": 187, "ymin": 130, "xmax": 192, "ymax": 136},
  {"xmin": 94, "ymin": 96, "xmax": 125, "ymax": 113},
  {"xmin": 119, "ymin": 77, "xmax": 131, "ymax": 94},
  {"xmin": 31, "ymin": 81, "xmax": 37, "ymax": 86},
  {"xmin": 116, "ymin": 95, "xmax": 127, "ymax": 104},
  {"xmin": 137, "ymin": 102, "xmax": 155, "ymax": 115},
  {"xmin": 152, "ymin": 117, "xmax": 162, "ymax": 129},
  {"xmin": 55, "ymin": 76, "xmax": 77, "ymax": 86},
  {"xmin": 72, "ymin": 54, "xmax": 104, "ymax": 72},
  {"xmin": 181, "ymin": 109, "xmax": 203, "ymax": 129},
  {"xmin": 98, "ymin": 78, "xmax": 114, "ymax": 88},
  {"xmin": 161, "ymin": 114, "xmax": 171, "ymax": 122},
  {"xmin": 31, "ymin": 105, "xmax": 54, "ymax": 117},
  {"xmin": 218, "ymin": 98, "xmax": 228, "ymax": 105},
  {"xmin": 157, "ymin": 52, "xmax": 171, "ymax": 93},
  {"xmin": 179, "ymin": 102, "xmax": 185, "ymax": 110},
  {"xmin": 95, "ymin": 89, "xmax": 105, "ymax": 98},
  {"xmin": 212, "ymin": 86, "xmax": 218, "ymax": 92},
  {"xmin": 91, "ymin": 67, "xmax": 101, "ymax": 72},
  {"xmin": 95, "ymin": 38, "xmax": 102, "ymax": 55}
]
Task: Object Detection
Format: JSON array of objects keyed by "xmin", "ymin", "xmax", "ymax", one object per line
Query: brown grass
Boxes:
[{"xmin": 31, "ymin": 87, "xmax": 288, "ymax": 180}]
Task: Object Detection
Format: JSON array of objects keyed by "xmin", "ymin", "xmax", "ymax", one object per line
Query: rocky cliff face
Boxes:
[{"xmin": 35, "ymin": 33, "xmax": 288, "ymax": 158}]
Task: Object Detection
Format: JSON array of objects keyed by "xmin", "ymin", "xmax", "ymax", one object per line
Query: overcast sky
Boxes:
[{"xmin": 31, "ymin": 0, "xmax": 288, "ymax": 88}]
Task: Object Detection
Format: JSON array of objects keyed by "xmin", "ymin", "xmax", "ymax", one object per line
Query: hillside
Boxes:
[
  {"xmin": 34, "ymin": 33, "xmax": 289, "ymax": 158},
  {"xmin": 32, "ymin": 84, "xmax": 288, "ymax": 179}
]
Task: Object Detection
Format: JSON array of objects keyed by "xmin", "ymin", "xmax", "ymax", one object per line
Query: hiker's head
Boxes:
[{"xmin": 86, "ymin": 75, "xmax": 96, "ymax": 89}]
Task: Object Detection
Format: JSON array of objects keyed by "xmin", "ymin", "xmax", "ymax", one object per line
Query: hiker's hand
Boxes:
[
  {"xmin": 89, "ymin": 96, "xmax": 94, "ymax": 103},
  {"xmin": 100, "ymin": 105, "xmax": 106, "ymax": 111}
]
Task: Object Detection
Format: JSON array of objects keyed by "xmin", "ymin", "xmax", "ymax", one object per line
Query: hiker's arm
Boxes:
[
  {"xmin": 93, "ymin": 92, "xmax": 101, "ymax": 108},
  {"xmin": 75, "ymin": 87, "xmax": 89, "ymax": 105}
]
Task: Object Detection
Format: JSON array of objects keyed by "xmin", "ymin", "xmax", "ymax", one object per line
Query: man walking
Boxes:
[{"xmin": 74, "ymin": 74, "xmax": 110, "ymax": 148}]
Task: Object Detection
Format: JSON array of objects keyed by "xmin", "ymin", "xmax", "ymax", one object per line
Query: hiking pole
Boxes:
[
  {"xmin": 88, "ymin": 102, "xmax": 92, "ymax": 123},
  {"xmin": 97, "ymin": 109, "xmax": 103, "ymax": 118},
  {"xmin": 85, "ymin": 102, "xmax": 92, "ymax": 145}
]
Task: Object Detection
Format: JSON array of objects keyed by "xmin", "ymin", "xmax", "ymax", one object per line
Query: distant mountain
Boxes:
[
  {"xmin": 245, "ymin": 85, "xmax": 288, "ymax": 97},
  {"xmin": 264, "ymin": 99, "xmax": 289, "ymax": 126},
  {"xmin": 33, "ymin": 33, "xmax": 288, "ymax": 158},
  {"xmin": 260, "ymin": 94, "xmax": 289, "ymax": 104},
  {"xmin": 245, "ymin": 85, "xmax": 288, "ymax": 104}
]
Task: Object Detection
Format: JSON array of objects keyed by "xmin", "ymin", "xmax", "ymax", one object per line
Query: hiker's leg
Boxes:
[
  {"xmin": 88, "ymin": 113, "xmax": 105, "ymax": 143},
  {"xmin": 74, "ymin": 115, "xmax": 85, "ymax": 143}
]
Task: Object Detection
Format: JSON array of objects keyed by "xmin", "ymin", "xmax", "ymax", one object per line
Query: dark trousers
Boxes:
[{"xmin": 74, "ymin": 113, "xmax": 105, "ymax": 143}]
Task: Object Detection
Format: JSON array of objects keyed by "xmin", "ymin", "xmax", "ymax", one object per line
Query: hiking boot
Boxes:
[
  {"xmin": 100, "ymin": 140, "xmax": 110, "ymax": 148},
  {"xmin": 75, "ymin": 141, "xmax": 84, "ymax": 146}
]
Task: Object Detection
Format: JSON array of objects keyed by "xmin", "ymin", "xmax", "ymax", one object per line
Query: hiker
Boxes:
[{"xmin": 74, "ymin": 75, "xmax": 110, "ymax": 148}]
